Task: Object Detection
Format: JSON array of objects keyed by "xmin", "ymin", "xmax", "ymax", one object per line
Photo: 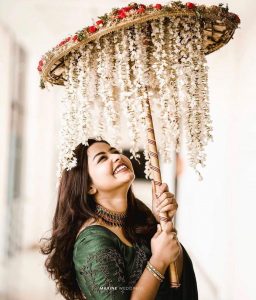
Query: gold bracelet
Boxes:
[
  {"xmin": 147, "ymin": 261, "xmax": 165, "ymax": 280},
  {"xmin": 146, "ymin": 265, "xmax": 163, "ymax": 282}
]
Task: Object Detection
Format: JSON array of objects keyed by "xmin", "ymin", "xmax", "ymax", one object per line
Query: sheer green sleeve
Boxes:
[{"xmin": 73, "ymin": 227, "xmax": 130, "ymax": 300}]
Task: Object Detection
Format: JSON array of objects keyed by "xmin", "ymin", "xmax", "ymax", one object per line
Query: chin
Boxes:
[
  {"xmin": 118, "ymin": 172, "xmax": 135, "ymax": 185},
  {"xmin": 123, "ymin": 172, "xmax": 135, "ymax": 182}
]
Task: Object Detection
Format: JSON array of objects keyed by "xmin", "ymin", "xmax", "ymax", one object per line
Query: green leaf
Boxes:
[{"xmin": 40, "ymin": 79, "xmax": 45, "ymax": 89}]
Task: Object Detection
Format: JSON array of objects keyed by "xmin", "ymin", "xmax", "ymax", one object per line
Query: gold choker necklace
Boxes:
[{"xmin": 95, "ymin": 203, "xmax": 127, "ymax": 227}]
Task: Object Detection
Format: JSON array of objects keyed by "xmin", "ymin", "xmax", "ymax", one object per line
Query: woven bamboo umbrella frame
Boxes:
[{"xmin": 38, "ymin": 2, "xmax": 240, "ymax": 288}]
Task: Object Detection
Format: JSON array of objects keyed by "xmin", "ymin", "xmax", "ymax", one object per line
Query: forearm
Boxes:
[
  {"xmin": 131, "ymin": 246, "xmax": 183, "ymax": 300},
  {"xmin": 130, "ymin": 255, "xmax": 167, "ymax": 300}
]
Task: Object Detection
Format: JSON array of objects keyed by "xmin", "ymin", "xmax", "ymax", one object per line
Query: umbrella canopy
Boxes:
[{"xmin": 38, "ymin": 1, "xmax": 240, "ymax": 180}]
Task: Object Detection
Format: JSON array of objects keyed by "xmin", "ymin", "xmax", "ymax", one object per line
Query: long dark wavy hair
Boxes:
[{"xmin": 40, "ymin": 138, "xmax": 157, "ymax": 300}]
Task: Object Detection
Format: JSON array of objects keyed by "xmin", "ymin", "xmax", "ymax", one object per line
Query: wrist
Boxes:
[{"xmin": 149, "ymin": 255, "xmax": 168, "ymax": 275}]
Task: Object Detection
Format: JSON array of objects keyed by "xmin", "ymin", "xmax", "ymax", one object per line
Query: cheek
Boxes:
[
  {"xmin": 123, "ymin": 156, "xmax": 134, "ymax": 172},
  {"xmin": 90, "ymin": 164, "xmax": 118, "ymax": 192},
  {"xmin": 98, "ymin": 163, "xmax": 113, "ymax": 176},
  {"xmin": 88, "ymin": 162, "xmax": 113, "ymax": 183}
]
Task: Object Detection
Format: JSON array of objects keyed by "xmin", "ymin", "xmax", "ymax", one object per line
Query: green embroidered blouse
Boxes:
[{"xmin": 73, "ymin": 225, "xmax": 198, "ymax": 300}]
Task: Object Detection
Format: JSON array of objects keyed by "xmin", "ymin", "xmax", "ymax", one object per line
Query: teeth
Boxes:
[{"xmin": 114, "ymin": 164, "xmax": 127, "ymax": 174}]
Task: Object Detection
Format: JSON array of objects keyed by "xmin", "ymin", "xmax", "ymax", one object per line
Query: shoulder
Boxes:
[
  {"xmin": 74, "ymin": 224, "xmax": 116, "ymax": 249},
  {"xmin": 76, "ymin": 217, "xmax": 98, "ymax": 237},
  {"xmin": 73, "ymin": 225, "xmax": 124, "ymax": 273},
  {"xmin": 73, "ymin": 225, "xmax": 118, "ymax": 261}
]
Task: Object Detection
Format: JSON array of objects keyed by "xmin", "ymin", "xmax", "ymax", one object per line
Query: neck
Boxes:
[{"xmin": 95, "ymin": 189, "xmax": 128, "ymax": 213}]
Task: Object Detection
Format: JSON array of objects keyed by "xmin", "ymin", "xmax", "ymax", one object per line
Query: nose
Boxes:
[{"xmin": 112, "ymin": 153, "xmax": 122, "ymax": 162}]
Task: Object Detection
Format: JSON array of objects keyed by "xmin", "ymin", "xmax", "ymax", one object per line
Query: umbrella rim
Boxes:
[{"xmin": 38, "ymin": 4, "xmax": 240, "ymax": 87}]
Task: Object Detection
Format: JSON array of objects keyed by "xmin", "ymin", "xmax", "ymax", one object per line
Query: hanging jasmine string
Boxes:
[
  {"xmin": 39, "ymin": 3, "xmax": 240, "ymax": 183},
  {"xmin": 95, "ymin": 203, "xmax": 127, "ymax": 227}
]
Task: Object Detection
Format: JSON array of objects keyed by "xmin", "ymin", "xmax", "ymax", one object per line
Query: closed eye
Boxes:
[
  {"xmin": 97, "ymin": 155, "xmax": 106, "ymax": 163},
  {"xmin": 97, "ymin": 149, "xmax": 120, "ymax": 163}
]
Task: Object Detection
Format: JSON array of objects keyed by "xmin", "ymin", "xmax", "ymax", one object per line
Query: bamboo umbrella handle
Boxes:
[{"xmin": 145, "ymin": 97, "xmax": 181, "ymax": 288}]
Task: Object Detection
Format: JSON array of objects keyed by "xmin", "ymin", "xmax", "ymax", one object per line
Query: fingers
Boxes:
[
  {"xmin": 155, "ymin": 222, "xmax": 179, "ymax": 246},
  {"xmin": 152, "ymin": 182, "xmax": 175, "ymax": 206},
  {"xmin": 162, "ymin": 221, "xmax": 173, "ymax": 233},
  {"xmin": 156, "ymin": 193, "xmax": 178, "ymax": 220},
  {"xmin": 156, "ymin": 192, "xmax": 175, "ymax": 205},
  {"xmin": 153, "ymin": 182, "xmax": 170, "ymax": 198},
  {"xmin": 169, "ymin": 231, "xmax": 179, "ymax": 245},
  {"xmin": 161, "ymin": 221, "xmax": 178, "ymax": 236},
  {"xmin": 156, "ymin": 196, "xmax": 177, "ymax": 210},
  {"xmin": 158, "ymin": 203, "xmax": 178, "ymax": 214},
  {"xmin": 157, "ymin": 192, "xmax": 175, "ymax": 207},
  {"xmin": 152, "ymin": 180, "xmax": 167, "ymax": 199},
  {"xmin": 153, "ymin": 224, "xmax": 162, "ymax": 239},
  {"xmin": 172, "ymin": 232, "xmax": 178, "ymax": 240}
]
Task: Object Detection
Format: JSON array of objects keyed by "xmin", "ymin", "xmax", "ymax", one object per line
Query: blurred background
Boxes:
[{"xmin": 0, "ymin": 0, "xmax": 255, "ymax": 299}]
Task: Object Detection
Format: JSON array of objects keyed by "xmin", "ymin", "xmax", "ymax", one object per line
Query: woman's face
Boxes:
[{"xmin": 87, "ymin": 142, "xmax": 135, "ymax": 195}]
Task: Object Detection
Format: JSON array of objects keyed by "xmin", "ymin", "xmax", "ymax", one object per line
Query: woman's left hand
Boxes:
[{"xmin": 151, "ymin": 181, "xmax": 178, "ymax": 223}]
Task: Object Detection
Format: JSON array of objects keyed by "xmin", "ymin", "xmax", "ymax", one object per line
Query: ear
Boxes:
[{"xmin": 88, "ymin": 185, "xmax": 97, "ymax": 195}]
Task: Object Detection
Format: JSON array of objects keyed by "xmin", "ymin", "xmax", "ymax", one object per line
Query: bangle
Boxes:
[
  {"xmin": 146, "ymin": 265, "xmax": 163, "ymax": 282},
  {"xmin": 147, "ymin": 261, "xmax": 165, "ymax": 280},
  {"xmin": 146, "ymin": 261, "xmax": 165, "ymax": 282}
]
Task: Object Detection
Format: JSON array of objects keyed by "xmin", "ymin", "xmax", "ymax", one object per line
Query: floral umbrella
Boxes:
[{"xmin": 38, "ymin": 1, "xmax": 240, "ymax": 287}]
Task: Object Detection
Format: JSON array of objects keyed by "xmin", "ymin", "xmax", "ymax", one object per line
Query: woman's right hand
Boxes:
[{"xmin": 150, "ymin": 222, "xmax": 181, "ymax": 268}]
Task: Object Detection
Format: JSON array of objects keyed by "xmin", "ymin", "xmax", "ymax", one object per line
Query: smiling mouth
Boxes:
[{"xmin": 113, "ymin": 164, "xmax": 129, "ymax": 175}]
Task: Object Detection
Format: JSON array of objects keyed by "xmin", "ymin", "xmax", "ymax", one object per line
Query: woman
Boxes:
[{"xmin": 41, "ymin": 138, "xmax": 198, "ymax": 299}]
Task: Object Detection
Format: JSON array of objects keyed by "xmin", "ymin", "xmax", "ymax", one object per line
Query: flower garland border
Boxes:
[{"xmin": 38, "ymin": 2, "xmax": 240, "ymax": 88}]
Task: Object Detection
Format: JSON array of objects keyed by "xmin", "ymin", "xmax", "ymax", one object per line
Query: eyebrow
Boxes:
[{"xmin": 93, "ymin": 147, "xmax": 117, "ymax": 161}]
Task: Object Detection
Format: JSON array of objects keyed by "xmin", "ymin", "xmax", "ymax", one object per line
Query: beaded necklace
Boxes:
[{"xmin": 95, "ymin": 203, "xmax": 127, "ymax": 227}]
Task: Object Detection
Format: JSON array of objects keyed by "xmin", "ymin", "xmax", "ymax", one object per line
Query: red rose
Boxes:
[
  {"xmin": 122, "ymin": 6, "xmax": 133, "ymax": 12},
  {"xmin": 65, "ymin": 37, "xmax": 71, "ymax": 42},
  {"xmin": 117, "ymin": 9, "xmax": 125, "ymax": 14},
  {"xmin": 72, "ymin": 35, "xmax": 78, "ymax": 42},
  {"xmin": 37, "ymin": 65, "xmax": 42, "ymax": 72},
  {"xmin": 139, "ymin": 4, "xmax": 146, "ymax": 9},
  {"xmin": 39, "ymin": 60, "xmax": 44, "ymax": 66},
  {"xmin": 58, "ymin": 40, "xmax": 65, "ymax": 46},
  {"xmin": 96, "ymin": 19, "xmax": 104, "ymax": 25},
  {"xmin": 154, "ymin": 4, "xmax": 162, "ymax": 10},
  {"xmin": 88, "ymin": 26, "xmax": 97, "ymax": 33},
  {"xmin": 137, "ymin": 7, "xmax": 145, "ymax": 14},
  {"xmin": 186, "ymin": 2, "xmax": 196, "ymax": 9},
  {"xmin": 117, "ymin": 11, "xmax": 127, "ymax": 19},
  {"xmin": 234, "ymin": 14, "xmax": 240, "ymax": 23}
]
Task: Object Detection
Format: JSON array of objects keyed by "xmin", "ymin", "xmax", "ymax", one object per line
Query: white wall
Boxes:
[
  {"xmin": 0, "ymin": 25, "xmax": 12, "ymax": 287},
  {"xmin": 21, "ymin": 54, "xmax": 63, "ymax": 247}
]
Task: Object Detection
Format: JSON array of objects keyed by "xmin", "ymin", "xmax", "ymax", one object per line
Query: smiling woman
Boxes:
[
  {"xmin": 86, "ymin": 142, "xmax": 135, "ymax": 203},
  {"xmin": 40, "ymin": 138, "xmax": 198, "ymax": 300}
]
